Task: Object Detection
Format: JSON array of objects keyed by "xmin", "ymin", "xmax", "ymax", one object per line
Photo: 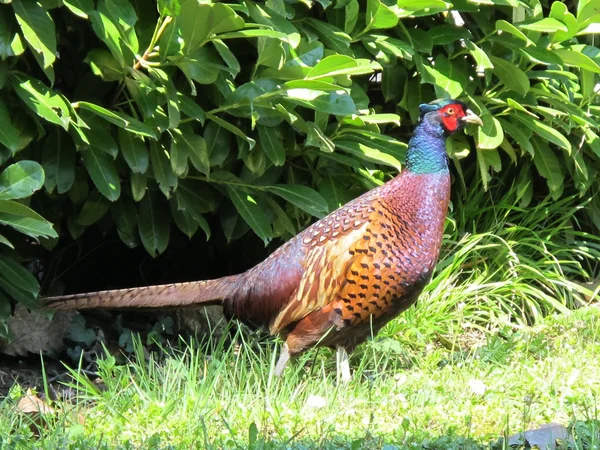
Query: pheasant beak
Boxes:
[{"xmin": 461, "ymin": 109, "xmax": 483, "ymax": 126}]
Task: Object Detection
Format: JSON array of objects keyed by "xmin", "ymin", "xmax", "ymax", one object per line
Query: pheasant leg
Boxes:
[
  {"xmin": 273, "ymin": 343, "xmax": 290, "ymax": 377},
  {"xmin": 336, "ymin": 346, "xmax": 351, "ymax": 383}
]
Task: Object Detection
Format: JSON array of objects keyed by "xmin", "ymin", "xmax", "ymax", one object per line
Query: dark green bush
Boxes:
[{"xmin": 0, "ymin": 0, "xmax": 599, "ymax": 336}]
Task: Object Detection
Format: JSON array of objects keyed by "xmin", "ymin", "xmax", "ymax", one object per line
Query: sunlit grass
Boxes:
[{"xmin": 1, "ymin": 306, "xmax": 600, "ymax": 449}]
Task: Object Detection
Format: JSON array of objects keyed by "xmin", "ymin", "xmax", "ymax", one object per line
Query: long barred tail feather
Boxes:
[{"xmin": 44, "ymin": 276, "xmax": 239, "ymax": 310}]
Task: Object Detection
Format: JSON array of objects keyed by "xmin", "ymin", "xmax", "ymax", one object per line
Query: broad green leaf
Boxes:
[
  {"xmin": 215, "ymin": 29, "xmax": 293, "ymax": 44},
  {"xmin": 226, "ymin": 186, "xmax": 271, "ymax": 244},
  {"xmin": 131, "ymin": 172, "xmax": 147, "ymax": 202},
  {"xmin": 306, "ymin": 55, "xmax": 379, "ymax": 79},
  {"xmin": 13, "ymin": 0, "xmax": 56, "ymax": 70},
  {"xmin": 0, "ymin": 276, "xmax": 37, "ymax": 308},
  {"xmin": 416, "ymin": 54, "xmax": 465, "ymax": 98},
  {"xmin": 285, "ymin": 89, "xmax": 357, "ymax": 116},
  {"xmin": 89, "ymin": 10, "xmax": 127, "ymax": 66},
  {"xmin": 578, "ymin": 0, "xmax": 600, "ymax": 28},
  {"xmin": 0, "ymin": 12, "xmax": 25, "ymax": 60},
  {"xmin": 495, "ymin": 19, "xmax": 533, "ymax": 44},
  {"xmin": 518, "ymin": 18, "xmax": 568, "ymax": 33},
  {"xmin": 532, "ymin": 138, "xmax": 564, "ymax": 196},
  {"xmin": 169, "ymin": 135, "xmax": 188, "ymax": 177},
  {"xmin": 365, "ymin": 0, "xmax": 398, "ymax": 30},
  {"xmin": 489, "ymin": 56, "xmax": 529, "ymax": 96},
  {"xmin": 264, "ymin": 196, "xmax": 295, "ymax": 236},
  {"xmin": 0, "ymin": 255, "xmax": 39, "ymax": 295},
  {"xmin": 173, "ymin": 126, "xmax": 209, "ymax": 176},
  {"xmin": 63, "ymin": 0, "xmax": 94, "ymax": 17},
  {"xmin": 177, "ymin": 179, "xmax": 216, "ymax": 213},
  {"xmin": 318, "ymin": 175, "xmax": 354, "ymax": 211},
  {"xmin": 68, "ymin": 169, "xmax": 89, "ymax": 205},
  {"xmin": 212, "ymin": 39, "xmax": 240, "ymax": 78},
  {"xmin": 179, "ymin": 1, "xmax": 244, "ymax": 54},
  {"xmin": 85, "ymin": 49, "xmax": 124, "ymax": 81},
  {"xmin": 175, "ymin": 183, "xmax": 212, "ymax": 239},
  {"xmin": 396, "ymin": 0, "xmax": 451, "ymax": 17},
  {"xmin": 465, "ymin": 40, "xmax": 494, "ymax": 70},
  {"xmin": 208, "ymin": 114, "xmax": 255, "ymax": 150},
  {"xmin": 554, "ymin": 48, "xmax": 600, "ymax": 73},
  {"xmin": 118, "ymin": 128, "xmax": 149, "ymax": 174},
  {"xmin": 477, "ymin": 148, "xmax": 501, "ymax": 190},
  {"xmin": 170, "ymin": 198, "xmax": 198, "ymax": 239},
  {"xmin": 138, "ymin": 190, "xmax": 170, "ymax": 257},
  {"xmin": 0, "ymin": 98, "xmax": 20, "ymax": 154},
  {"xmin": 0, "ymin": 199, "xmax": 57, "ymax": 238},
  {"xmin": 203, "ymin": 120, "xmax": 232, "ymax": 166},
  {"xmin": 76, "ymin": 190, "xmax": 110, "ymax": 226},
  {"xmin": 270, "ymin": 185, "xmax": 328, "ymax": 217},
  {"xmin": 0, "ymin": 161, "xmax": 44, "ymax": 200},
  {"xmin": 284, "ymin": 80, "xmax": 343, "ymax": 91},
  {"xmin": 42, "ymin": 129, "xmax": 75, "ymax": 194},
  {"xmin": 149, "ymin": 141, "xmax": 178, "ymax": 198},
  {"xmin": 0, "ymin": 233, "xmax": 12, "ymax": 250},
  {"xmin": 177, "ymin": 47, "xmax": 224, "ymax": 85},
  {"xmin": 99, "ymin": 0, "xmax": 137, "ymax": 28},
  {"xmin": 178, "ymin": 94, "xmax": 206, "ymax": 124},
  {"xmin": 257, "ymin": 125, "xmax": 285, "ymax": 166},
  {"xmin": 337, "ymin": 129, "xmax": 407, "ymax": 160},
  {"xmin": 306, "ymin": 122, "xmax": 335, "ymax": 153},
  {"xmin": 97, "ymin": 0, "xmax": 138, "ymax": 55},
  {"xmin": 84, "ymin": 118, "xmax": 119, "ymax": 158},
  {"xmin": 512, "ymin": 114, "xmax": 571, "ymax": 151},
  {"xmin": 158, "ymin": 0, "xmax": 180, "ymax": 16},
  {"xmin": 111, "ymin": 196, "xmax": 139, "ymax": 247},
  {"xmin": 11, "ymin": 74, "xmax": 70, "ymax": 129},
  {"xmin": 344, "ymin": 0, "xmax": 359, "ymax": 34},
  {"xmin": 549, "ymin": 1, "xmax": 578, "ymax": 43},
  {"xmin": 76, "ymin": 101, "xmax": 156, "ymax": 138},
  {"xmin": 363, "ymin": 35, "xmax": 414, "ymax": 61},
  {"xmin": 334, "ymin": 139, "xmax": 402, "ymax": 170},
  {"xmin": 361, "ymin": 114, "xmax": 401, "ymax": 125},
  {"xmin": 499, "ymin": 118, "xmax": 534, "ymax": 156},
  {"xmin": 256, "ymin": 37, "xmax": 285, "ymax": 70},
  {"xmin": 81, "ymin": 147, "xmax": 121, "ymax": 201},
  {"xmin": 428, "ymin": 24, "xmax": 471, "ymax": 46},
  {"xmin": 304, "ymin": 19, "xmax": 351, "ymax": 55},
  {"xmin": 245, "ymin": 1, "xmax": 301, "ymax": 48}
]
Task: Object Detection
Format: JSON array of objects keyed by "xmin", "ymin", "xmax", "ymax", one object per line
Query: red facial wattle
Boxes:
[{"xmin": 439, "ymin": 104, "xmax": 466, "ymax": 133}]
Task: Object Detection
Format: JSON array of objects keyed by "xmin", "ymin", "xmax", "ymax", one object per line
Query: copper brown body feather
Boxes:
[{"xmin": 45, "ymin": 171, "xmax": 449, "ymax": 357}]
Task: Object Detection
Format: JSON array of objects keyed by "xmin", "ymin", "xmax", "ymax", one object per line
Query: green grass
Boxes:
[{"xmin": 2, "ymin": 305, "xmax": 600, "ymax": 449}]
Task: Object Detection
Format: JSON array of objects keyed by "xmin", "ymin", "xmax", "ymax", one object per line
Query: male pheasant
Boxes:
[{"xmin": 46, "ymin": 99, "xmax": 482, "ymax": 381}]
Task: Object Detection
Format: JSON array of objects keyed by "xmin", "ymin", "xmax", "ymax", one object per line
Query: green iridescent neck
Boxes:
[{"xmin": 405, "ymin": 117, "xmax": 448, "ymax": 174}]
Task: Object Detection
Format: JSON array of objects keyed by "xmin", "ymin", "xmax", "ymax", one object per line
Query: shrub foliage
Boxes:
[{"xmin": 0, "ymin": 0, "xmax": 599, "ymax": 334}]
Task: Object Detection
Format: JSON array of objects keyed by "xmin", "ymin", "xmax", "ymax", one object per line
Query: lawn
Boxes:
[{"xmin": 2, "ymin": 304, "xmax": 600, "ymax": 449}]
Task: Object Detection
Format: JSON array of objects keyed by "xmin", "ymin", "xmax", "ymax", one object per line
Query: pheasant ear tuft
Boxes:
[{"xmin": 419, "ymin": 103, "xmax": 439, "ymax": 116}]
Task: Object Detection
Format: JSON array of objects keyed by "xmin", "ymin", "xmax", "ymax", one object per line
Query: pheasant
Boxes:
[{"xmin": 46, "ymin": 99, "xmax": 482, "ymax": 381}]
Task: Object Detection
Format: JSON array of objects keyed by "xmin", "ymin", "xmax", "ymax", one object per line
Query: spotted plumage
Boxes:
[{"xmin": 45, "ymin": 99, "xmax": 482, "ymax": 381}]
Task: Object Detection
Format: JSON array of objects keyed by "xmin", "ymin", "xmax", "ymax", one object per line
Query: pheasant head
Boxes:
[{"xmin": 406, "ymin": 98, "xmax": 482, "ymax": 174}]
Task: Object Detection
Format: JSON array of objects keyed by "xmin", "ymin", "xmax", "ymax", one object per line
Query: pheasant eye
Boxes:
[{"xmin": 446, "ymin": 107, "xmax": 455, "ymax": 115}]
